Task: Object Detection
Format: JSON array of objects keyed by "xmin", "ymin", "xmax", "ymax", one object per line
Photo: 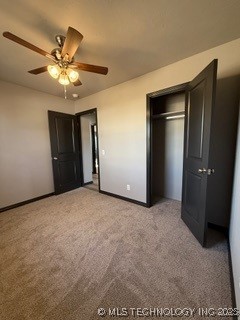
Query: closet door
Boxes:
[{"xmin": 181, "ymin": 60, "xmax": 218, "ymax": 246}]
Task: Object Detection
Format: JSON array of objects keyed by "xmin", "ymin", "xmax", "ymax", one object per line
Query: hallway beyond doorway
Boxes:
[{"xmin": 84, "ymin": 174, "xmax": 99, "ymax": 192}]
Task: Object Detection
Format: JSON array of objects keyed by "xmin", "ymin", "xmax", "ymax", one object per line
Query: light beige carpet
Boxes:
[{"xmin": 0, "ymin": 188, "xmax": 232, "ymax": 319}]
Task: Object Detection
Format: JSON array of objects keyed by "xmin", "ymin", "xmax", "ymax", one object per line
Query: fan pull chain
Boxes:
[{"xmin": 64, "ymin": 85, "xmax": 67, "ymax": 99}]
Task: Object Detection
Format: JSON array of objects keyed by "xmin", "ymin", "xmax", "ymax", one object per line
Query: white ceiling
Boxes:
[{"xmin": 0, "ymin": 0, "xmax": 240, "ymax": 100}]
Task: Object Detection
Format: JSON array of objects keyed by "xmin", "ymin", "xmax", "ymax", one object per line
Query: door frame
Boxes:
[
  {"xmin": 76, "ymin": 108, "xmax": 101, "ymax": 191},
  {"xmin": 146, "ymin": 82, "xmax": 189, "ymax": 207},
  {"xmin": 91, "ymin": 124, "xmax": 97, "ymax": 174}
]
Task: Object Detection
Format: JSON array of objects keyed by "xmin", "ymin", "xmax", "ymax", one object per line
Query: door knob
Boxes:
[
  {"xmin": 53, "ymin": 157, "xmax": 58, "ymax": 160},
  {"xmin": 207, "ymin": 168, "xmax": 215, "ymax": 175},
  {"xmin": 198, "ymin": 168, "xmax": 207, "ymax": 174}
]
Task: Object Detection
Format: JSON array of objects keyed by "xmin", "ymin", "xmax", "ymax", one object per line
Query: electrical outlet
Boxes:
[{"xmin": 127, "ymin": 184, "xmax": 130, "ymax": 191}]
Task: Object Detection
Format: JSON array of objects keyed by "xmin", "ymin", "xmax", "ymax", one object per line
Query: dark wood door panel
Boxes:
[
  {"xmin": 187, "ymin": 80, "xmax": 205, "ymax": 159},
  {"xmin": 183, "ymin": 170, "xmax": 202, "ymax": 222},
  {"xmin": 55, "ymin": 117, "xmax": 75, "ymax": 154},
  {"xmin": 181, "ymin": 59, "xmax": 218, "ymax": 246},
  {"xmin": 59, "ymin": 160, "xmax": 78, "ymax": 185},
  {"xmin": 182, "ymin": 169, "xmax": 207, "ymax": 246},
  {"xmin": 48, "ymin": 111, "xmax": 81, "ymax": 194}
]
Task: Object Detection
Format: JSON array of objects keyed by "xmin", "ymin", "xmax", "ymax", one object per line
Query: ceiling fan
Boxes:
[{"xmin": 2, "ymin": 26, "xmax": 108, "ymax": 87}]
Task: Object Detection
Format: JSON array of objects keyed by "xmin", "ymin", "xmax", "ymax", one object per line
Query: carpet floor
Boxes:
[{"xmin": 0, "ymin": 188, "xmax": 232, "ymax": 319}]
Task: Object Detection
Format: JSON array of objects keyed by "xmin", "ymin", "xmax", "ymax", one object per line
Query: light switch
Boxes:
[{"xmin": 102, "ymin": 150, "xmax": 105, "ymax": 156}]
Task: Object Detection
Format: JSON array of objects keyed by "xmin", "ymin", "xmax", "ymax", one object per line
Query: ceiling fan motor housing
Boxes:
[{"xmin": 51, "ymin": 48, "xmax": 62, "ymax": 60}]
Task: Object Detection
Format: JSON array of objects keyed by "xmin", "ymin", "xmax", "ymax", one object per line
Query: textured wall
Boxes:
[
  {"xmin": 153, "ymin": 118, "xmax": 184, "ymax": 201},
  {"xmin": 230, "ymin": 107, "xmax": 240, "ymax": 312},
  {"xmin": 75, "ymin": 38, "xmax": 240, "ymax": 203},
  {"xmin": 0, "ymin": 81, "xmax": 74, "ymax": 208}
]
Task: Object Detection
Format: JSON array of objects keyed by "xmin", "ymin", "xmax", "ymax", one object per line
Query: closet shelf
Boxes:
[{"xmin": 152, "ymin": 110, "xmax": 185, "ymax": 119}]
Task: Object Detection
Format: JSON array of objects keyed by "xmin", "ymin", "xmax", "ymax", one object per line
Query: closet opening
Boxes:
[{"xmin": 146, "ymin": 83, "xmax": 189, "ymax": 207}]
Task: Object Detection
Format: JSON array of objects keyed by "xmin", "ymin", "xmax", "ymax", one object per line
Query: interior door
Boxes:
[
  {"xmin": 48, "ymin": 111, "xmax": 81, "ymax": 194},
  {"xmin": 181, "ymin": 59, "xmax": 218, "ymax": 246}
]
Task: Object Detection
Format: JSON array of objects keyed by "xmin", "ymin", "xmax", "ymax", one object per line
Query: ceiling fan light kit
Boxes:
[
  {"xmin": 47, "ymin": 65, "xmax": 60, "ymax": 79},
  {"xmin": 67, "ymin": 68, "xmax": 79, "ymax": 82},
  {"xmin": 47, "ymin": 64, "xmax": 79, "ymax": 85},
  {"xmin": 58, "ymin": 72, "xmax": 70, "ymax": 86},
  {"xmin": 2, "ymin": 26, "xmax": 108, "ymax": 96}
]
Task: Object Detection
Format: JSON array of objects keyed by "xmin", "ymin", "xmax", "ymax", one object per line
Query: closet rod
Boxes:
[
  {"xmin": 166, "ymin": 114, "xmax": 185, "ymax": 120},
  {"xmin": 152, "ymin": 110, "xmax": 185, "ymax": 120}
]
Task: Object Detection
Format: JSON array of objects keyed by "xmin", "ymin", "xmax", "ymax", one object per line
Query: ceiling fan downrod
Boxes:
[{"xmin": 55, "ymin": 35, "xmax": 65, "ymax": 48}]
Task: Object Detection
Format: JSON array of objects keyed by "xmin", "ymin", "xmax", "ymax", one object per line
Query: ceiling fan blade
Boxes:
[
  {"xmin": 73, "ymin": 79, "xmax": 82, "ymax": 86},
  {"xmin": 28, "ymin": 66, "xmax": 48, "ymax": 75},
  {"xmin": 71, "ymin": 62, "xmax": 108, "ymax": 75},
  {"xmin": 61, "ymin": 27, "xmax": 83, "ymax": 61},
  {"xmin": 3, "ymin": 32, "xmax": 55, "ymax": 61}
]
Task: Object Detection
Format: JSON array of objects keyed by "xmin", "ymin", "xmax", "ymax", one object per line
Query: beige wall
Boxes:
[
  {"xmin": 0, "ymin": 81, "xmax": 74, "ymax": 208},
  {"xmin": 230, "ymin": 107, "xmax": 240, "ymax": 312},
  {"xmin": 75, "ymin": 38, "xmax": 240, "ymax": 203}
]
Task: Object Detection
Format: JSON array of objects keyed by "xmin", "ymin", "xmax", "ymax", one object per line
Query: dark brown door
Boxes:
[
  {"xmin": 48, "ymin": 111, "xmax": 81, "ymax": 194},
  {"xmin": 181, "ymin": 60, "xmax": 218, "ymax": 246}
]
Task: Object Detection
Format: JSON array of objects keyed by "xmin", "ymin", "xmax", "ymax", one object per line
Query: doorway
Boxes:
[
  {"xmin": 147, "ymin": 83, "xmax": 188, "ymax": 206},
  {"xmin": 147, "ymin": 60, "xmax": 220, "ymax": 247},
  {"xmin": 77, "ymin": 108, "xmax": 100, "ymax": 192}
]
